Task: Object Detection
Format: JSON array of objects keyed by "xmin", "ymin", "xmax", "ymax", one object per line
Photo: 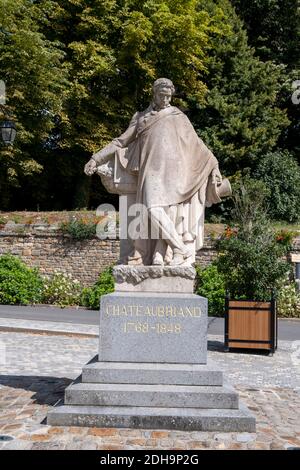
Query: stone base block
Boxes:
[
  {"xmin": 48, "ymin": 404, "xmax": 256, "ymax": 433},
  {"xmin": 113, "ymin": 265, "xmax": 196, "ymax": 293},
  {"xmin": 65, "ymin": 383, "xmax": 239, "ymax": 409},
  {"xmin": 82, "ymin": 361, "xmax": 223, "ymax": 386}
]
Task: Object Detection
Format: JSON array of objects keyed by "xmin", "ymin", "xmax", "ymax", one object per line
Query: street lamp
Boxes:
[{"xmin": 0, "ymin": 120, "xmax": 16, "ymax": 145}]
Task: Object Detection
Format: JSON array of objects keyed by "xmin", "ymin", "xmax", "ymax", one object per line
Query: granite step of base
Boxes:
[
  {"xmin": 47, "ymin": 404, "xmax": 255, "ymax": 432},
  {"xmin": 82, "ymin": 362, "xmax": 223, "ymax": 386},
  {"xmin": 65, "ymin": 383, "xmax": 238, "ymax": 409}
]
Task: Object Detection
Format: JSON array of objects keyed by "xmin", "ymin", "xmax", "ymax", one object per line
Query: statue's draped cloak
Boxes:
[
  {"xmin": 102, "ymin": 105, "xmax": 219, "ymax": 252},
  {"xmin": 121, "ymin": 106, "xmax": 218, "ymax": 209}
]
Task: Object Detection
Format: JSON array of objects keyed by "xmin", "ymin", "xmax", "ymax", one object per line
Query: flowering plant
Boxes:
[
  {"xmin": 277, "ymin": 282, "xmax": 300, "ymax": 318},
  {"xmin": 42, "ymin": 271, "xmax": 82, "ymax": 307}
]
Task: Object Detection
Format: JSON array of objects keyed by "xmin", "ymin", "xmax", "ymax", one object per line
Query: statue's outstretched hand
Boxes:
[
  {"xmin": 212, "ymin": 167, "xmax": 222, "ymax": 186},
  {"xmin": 84, "ymin": 159, "xmax": 97, "ymax": 176}
]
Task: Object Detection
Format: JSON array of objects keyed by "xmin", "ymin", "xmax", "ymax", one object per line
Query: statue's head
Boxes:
[{"xmin": 152, "ymin": 78, "xmax": 175, "ymax": 110}]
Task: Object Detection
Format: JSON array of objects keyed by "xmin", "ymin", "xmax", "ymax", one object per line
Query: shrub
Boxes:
[
  {"xmin": 0, "ymin": 254, "xmax": 43, "ymax": 305},
  {"xmin": 277, "ymin": 282, "xmax": 300, "ymax": 318},
  {"xmin": 254, "ymin": 151, "xmax": 300, "ymax": 222},
  {"xmin": 216, "ymin": 178, "xmax": 291, "ymax": 301},
  {"xmin": 80, "ymin": 267, "xmax": 114, "ymax": 310},
  {"xmin": 42, "ymin": 272, "xmax": 82, "ymax": 307},
  {"xmin": 275, "ymin": 229, "xmax": 298, "ymax": 248},
  {"xmin": 61, "ymin": 218, "xmax": 96, "ymax": 240},
  {"xmin": 195, "ymin": 264, "xmax": 226, "ymax": 317}
]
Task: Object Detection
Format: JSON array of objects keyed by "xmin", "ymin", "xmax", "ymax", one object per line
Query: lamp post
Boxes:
[
  {"xmin": 0, "ymin": 100, "xmax": 16, "ymax": 145},
  {"xmin": 0, "ymin": 120, "xmax": 17, "ymax": 145}
]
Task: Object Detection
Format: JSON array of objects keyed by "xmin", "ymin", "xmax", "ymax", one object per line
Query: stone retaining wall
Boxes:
[
  {"xmin": 0, "ymin": 224, "xmax": 298, "ymax": 286},
  {"xmin": 0, "ymin": 227, "xmax": 119, "ymax": 286}
]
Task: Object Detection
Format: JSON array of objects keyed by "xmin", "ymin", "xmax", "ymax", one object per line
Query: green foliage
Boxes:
[
  {"xmin": 41, "ymin": 0, "xmax": 229, "ymax": 152},
  {"xmin": 232, "ymin": 0, "xmax": 299, "ymax": 66},
  {"xmin": 42, "ymin": 271, "xmax": 82, "ymax": 307},
  {"xmin": 191, "ymin": 0, "xmax": 289, "ymax": 176},
  {"xmin": 232, "ymin": 1, "xmax": 300, "ymax": 167},
  {"xmin": 277, "ymin": 282, "xmax": 300, "ymax": 318},
  {"xmin": 275, "ymin": 229, "xmax": 298, "ymax": 249},
  {"xmin": 80, "ymin": 267, "xmax": 114, "ymax": 310},
  {"xmin": 254, "ymin": 151, "xmax": 300, "ymax": 222},
  {"xmin": 0, "ymin": 0, "xmax": 296, "ymax": 212},
  {"xmin": 195, "ymin": 264, "xmax": 226, "ymax": 317},
  {"xmin": 0, "ymin": 0, "xmax": 229, "ymax": 209},
  {"xmin": 60, "ymin": 218, "xmax": 96, "ymax": 240},
  {"xmin": 0, "ymin": 254, "xmax": 43, "ymax": 304},
  {"xmin": 0, "ymin": 0, "xmax": 68, "ymax": 208},
  {"xmin": 216, "ymin": 178, "xmax": 291, "ymax": 300}
]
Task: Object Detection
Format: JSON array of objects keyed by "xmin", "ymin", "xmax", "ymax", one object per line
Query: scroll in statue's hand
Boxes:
[
  {"xmin": 211, "ymin": 167, "xmax": 222, "ymax": 186},
  {"xmin": 84, "ymin": 159, "xmax": 97, "ymax": 176}
]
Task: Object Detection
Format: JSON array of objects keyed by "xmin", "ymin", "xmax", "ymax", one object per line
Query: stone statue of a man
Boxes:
[{"xmin": 84, "ymin": 78, "xmax": 230, "ymax": 266}]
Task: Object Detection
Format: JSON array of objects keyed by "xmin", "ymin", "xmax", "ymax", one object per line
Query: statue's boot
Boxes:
[
  {"xmin": 152, "ymin": 239, "xmax": 167, "ymax": 265},
  {"xmin": 169, "ymin": 248, "xmax": 194, "ymax": 266},
  {"xmin": 170, "ymin": 240, "xmax": 196, "ymax": 266},
  {"xmin": 152, "ymin": 252, "xmax": 164, "ymax": 265},
  {"xmin": 127, "ymin": 250, "xmax": 144, "ymax": 265}
]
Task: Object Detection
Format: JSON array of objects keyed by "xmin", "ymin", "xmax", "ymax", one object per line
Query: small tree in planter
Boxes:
[{"xmin": 216, "ymin": 178, "xmax": 292, "ymax": 353}]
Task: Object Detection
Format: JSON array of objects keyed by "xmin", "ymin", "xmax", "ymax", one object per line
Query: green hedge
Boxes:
[
  {"xmin": 0, "ymin": 254, "xmax": 44, "ymax": 305},
  {"xmin": 195, "ymin": 264, "xmax": 226, "ymax": 317},
  {"xmin": 80, "ymin": 267, "xmax": 114, "ymax": 310}
]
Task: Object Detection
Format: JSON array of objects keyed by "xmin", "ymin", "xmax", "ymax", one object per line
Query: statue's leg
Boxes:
[
  {"xmin": 171, "ymin": 240, "xmax": 195, "ymax": 266},
  {"xmin": 152, "ymin": 239, "xmax": 167, "ymax": 265},
  {"xmin": 119, "ymin": 193, "xmax": 136, "ymax": 264},
  {"xmin": 148, "ymin": 207, "xmax": 193, "ymax": 264},
  {"xmin": 127, "ymin": 211, "xmax": 156, "ymax": 266}
]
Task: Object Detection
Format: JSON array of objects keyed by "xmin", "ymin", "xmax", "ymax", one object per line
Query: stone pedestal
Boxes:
[
  {"xmin": 99, "ymin": 292, "xmax": 207, "ymax": 364},
  {"xmin": 48, "ymin": 267, "xmax": 255, "ymax": 432}
]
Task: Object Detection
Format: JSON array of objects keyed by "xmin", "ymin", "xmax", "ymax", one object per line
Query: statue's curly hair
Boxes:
[{"xmin": 152, "ymin": 78, "xmax": 175, "ymax": 95}]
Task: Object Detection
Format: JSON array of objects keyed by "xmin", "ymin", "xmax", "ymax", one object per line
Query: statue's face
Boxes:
[{"xmin": 153, "ymin": 87, "xmax": 172, "ymax": 110}]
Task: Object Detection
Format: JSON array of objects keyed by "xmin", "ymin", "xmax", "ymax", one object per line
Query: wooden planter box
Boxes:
[{"xmin": 224, "ymin": 296, "xmax": 277, "ymax": 354}]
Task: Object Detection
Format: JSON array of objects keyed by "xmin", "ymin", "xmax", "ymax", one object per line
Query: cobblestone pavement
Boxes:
[{"xmin": 0, "ymin": 328, "xmax": 299, "ymax": 450}]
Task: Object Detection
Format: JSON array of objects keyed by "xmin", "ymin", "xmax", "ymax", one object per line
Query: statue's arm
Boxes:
[
  {"xmin": 198, "ymin": 135, "xmax": 222, "ymax": 185},
  {"xmin": 207, "ymin": 147, "xmax": 222, "ymax": 185},
  {"xmin": 84, "ymin": 113, "xmax": 139, "ymax": 176}
]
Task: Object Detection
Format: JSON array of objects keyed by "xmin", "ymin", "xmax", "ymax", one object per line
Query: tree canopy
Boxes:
[{"xmin": 0, "ymin": 0, "xmax": 299, "ymax": 220}]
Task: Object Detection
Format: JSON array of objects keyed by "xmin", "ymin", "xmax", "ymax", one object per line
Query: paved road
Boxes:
[{"xmin": 0, "ymin": 305, "xmax": 299, "ymax": 340}]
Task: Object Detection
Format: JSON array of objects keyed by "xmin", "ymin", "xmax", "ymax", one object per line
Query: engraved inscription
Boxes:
[
  {"xmin": 106, "ymin": 304, "xmax": 201, "ymax": 318},
  {"xmin": 123, "ymin": 322, "xmax": 182, "ymax": 334}
]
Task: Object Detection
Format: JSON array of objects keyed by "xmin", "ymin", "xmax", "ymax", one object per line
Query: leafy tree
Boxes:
[
  {"xmin": 33, "ymin": 0, "xmax": 290, "ymax": 207},
  {"xmin": 18, "ymin": 0, "xmax": 231, "ymax": 209},
  {"xmin": 1, "ymin": 0, "xmax": 233, "ymax": 209},
  {"xmin": 0, "ymin": 0, "xmax": 68, "ymax": 208},
  {"xmin": 231, "ymin": 0, "xmax": 299, "ymax": 65},
  {"xmin": 190, "ymin": 0, "xmax": 289, "ymax": 176},
  {"xmin": 254, "ymin": 150, "xmax": 300, "ymax": 222},
  {"xmin": 0, "ymin": 0, "xmax": 294, "ymax": 211},
  {"xmin": 232, "ymin": 0, "xmax": 300, "ymax": 162}
]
